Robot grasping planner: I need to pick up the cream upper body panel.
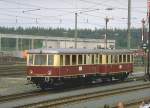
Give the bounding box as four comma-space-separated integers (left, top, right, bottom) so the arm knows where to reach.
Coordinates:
27, 48, 134, 66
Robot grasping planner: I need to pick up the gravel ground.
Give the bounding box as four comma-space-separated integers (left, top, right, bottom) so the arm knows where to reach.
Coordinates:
0, 80, 149, 108
0, 72, 147, 108
61, 88, 150, 108
0, 77, 39, 96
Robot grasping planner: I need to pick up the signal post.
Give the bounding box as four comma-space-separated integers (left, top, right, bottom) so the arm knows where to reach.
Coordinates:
147, 0, 150, 80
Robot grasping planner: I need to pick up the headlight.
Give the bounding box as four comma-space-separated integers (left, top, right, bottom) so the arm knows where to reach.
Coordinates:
30, 70, 33, 74
48, 70, 51, 75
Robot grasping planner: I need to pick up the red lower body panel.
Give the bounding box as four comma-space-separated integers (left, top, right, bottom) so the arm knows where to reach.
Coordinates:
27, 63, 133, 77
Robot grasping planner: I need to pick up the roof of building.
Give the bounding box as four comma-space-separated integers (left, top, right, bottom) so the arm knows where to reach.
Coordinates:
0, 33, 115, 42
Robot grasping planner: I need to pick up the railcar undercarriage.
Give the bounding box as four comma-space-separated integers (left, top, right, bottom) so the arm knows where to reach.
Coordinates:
27, 72, 130, 90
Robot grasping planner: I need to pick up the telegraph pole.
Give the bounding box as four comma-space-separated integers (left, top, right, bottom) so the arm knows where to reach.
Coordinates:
127, 0, 131, 49
141, 18, 147, 80
74, 13, 78, 48
105, 17, 109, 49
0, 35, 1, 51
73, 9, 101, 48
141, 19, 145, 43
147, 0, 150, 80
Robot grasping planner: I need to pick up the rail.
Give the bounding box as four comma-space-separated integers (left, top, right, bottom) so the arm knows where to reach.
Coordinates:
17, 82, 150, 108
0, 77, 143, 104
0, 65, 26, 77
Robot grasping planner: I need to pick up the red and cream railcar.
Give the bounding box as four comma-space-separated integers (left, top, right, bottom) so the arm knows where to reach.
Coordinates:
26, 48, 134, 89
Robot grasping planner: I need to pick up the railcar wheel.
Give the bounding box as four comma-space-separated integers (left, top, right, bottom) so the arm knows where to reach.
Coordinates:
118, 72, 129, 81
39, 82, 49, 90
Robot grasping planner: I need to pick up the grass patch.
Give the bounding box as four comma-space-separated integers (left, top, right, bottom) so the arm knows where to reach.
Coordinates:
133, 66, 145, 72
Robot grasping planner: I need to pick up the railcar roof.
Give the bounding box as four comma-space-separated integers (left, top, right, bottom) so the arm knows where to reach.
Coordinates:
28, 48, 133, 54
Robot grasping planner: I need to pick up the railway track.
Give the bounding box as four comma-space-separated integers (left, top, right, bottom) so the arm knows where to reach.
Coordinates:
0, 77, 142, 103
17, 82, 150, 108
0, 82, 115, 103
0, 65, 26, 77
0, 90, 43, 103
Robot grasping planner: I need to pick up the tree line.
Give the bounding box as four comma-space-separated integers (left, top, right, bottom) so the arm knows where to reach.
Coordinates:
0, 26, 142, 49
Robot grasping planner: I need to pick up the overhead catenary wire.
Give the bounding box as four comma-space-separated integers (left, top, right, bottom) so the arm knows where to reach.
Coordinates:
0, 0, 147, 29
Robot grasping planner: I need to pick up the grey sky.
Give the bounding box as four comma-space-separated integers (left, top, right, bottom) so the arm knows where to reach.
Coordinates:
0, 0, 147, 29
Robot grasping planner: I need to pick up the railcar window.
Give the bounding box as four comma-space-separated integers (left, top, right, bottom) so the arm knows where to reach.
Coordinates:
95, 54, 98, 64
60, 55, 63, 66
29, 54, 33, 65
115, 55, 118, 63
106, 55, 108, 64
48, 55, 54, 65
127, 55, 130, 62
92, 55, 94, 64
34, 54, 47, 65
99, 55, 102, 64
72, 55, 76, 65
123, 55, 126, 62
111, 55, 113, 63
78, 55, 82, 64
119, 55, 122, 62
84, 55, 86, 64
65, 55, 70, 65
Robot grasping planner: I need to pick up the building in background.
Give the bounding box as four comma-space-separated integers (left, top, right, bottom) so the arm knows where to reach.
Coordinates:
43, 37, 115, 49
0, 33, 116, 50
0, 34, 115, 58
